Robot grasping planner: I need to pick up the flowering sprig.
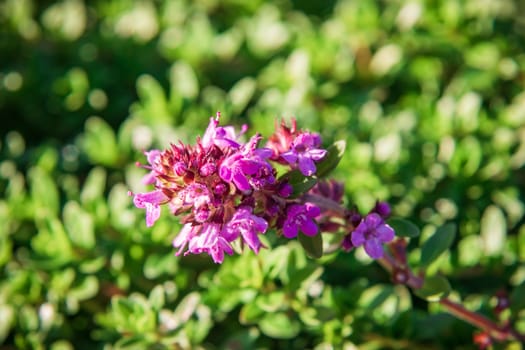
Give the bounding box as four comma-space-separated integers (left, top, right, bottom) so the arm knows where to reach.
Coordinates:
131, 113, 395, 263
131, 113, 525, 348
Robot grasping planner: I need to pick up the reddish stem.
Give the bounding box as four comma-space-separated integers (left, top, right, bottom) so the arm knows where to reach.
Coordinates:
301, 193, 347, 216
314, 197, 525, 344
439, 298, 525, 342
379, 240, 525, 344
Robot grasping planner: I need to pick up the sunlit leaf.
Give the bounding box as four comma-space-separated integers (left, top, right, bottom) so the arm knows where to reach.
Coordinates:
480, 205, 506, 257
148, 285, 165, 311
510, 281, 525, 313
298, 232, 323, 259
420, 223, 456, 268
80, 117, 119, 166
239, 302, 265, 324
63, 201, 95, 249
315, 140, 346, 178
414, 275, 451, 302
388, 217, 420, 238
259, 312, 300, 339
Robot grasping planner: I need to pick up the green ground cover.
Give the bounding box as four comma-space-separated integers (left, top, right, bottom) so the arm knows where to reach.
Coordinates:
1, 0, 524, 348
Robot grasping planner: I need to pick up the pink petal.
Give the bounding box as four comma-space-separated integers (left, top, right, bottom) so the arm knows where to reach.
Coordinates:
306, 148, 327, 161
145, 203, 161, 227
300, 219, 318, 236
364, 239, 384, 259
241, 229, 262, 254
281, 152, 298, 164
351, 229, 366, 247
306, 204, 321, 218
376, 224, 395, 242
239, 159, 261, 175
233, 171, 251, 191
298, 156, 316, 176
283, 222, 298, 239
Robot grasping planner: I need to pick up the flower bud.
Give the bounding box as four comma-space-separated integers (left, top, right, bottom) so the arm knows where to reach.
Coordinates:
173, 161, 188, 176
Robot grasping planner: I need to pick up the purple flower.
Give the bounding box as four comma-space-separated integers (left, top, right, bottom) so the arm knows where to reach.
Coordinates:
173, 223, 198, 255
351, 213, 395, 259
201, 113, 243, 150
341, 234, 354, 251
173, 223, 233, 264
282, 203, 321, 238
309, 179, 345, 204
133, 112, 337, 263
141, 149, 162, 185
188, 224, 233, 264
222, 207, 268, 254
372, 201, 391, 219
281, 133, 327, 176
178, 183, 211, 208
133, 190, 168, 227
219, 135, 274, 191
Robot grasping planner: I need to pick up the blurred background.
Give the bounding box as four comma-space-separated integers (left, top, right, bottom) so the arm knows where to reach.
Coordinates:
1, 0, 525, 349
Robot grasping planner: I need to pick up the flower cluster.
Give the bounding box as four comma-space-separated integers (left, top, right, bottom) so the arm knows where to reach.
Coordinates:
132, 114, 331, 263
340, 201, 395, 259
132, 113, 395, 262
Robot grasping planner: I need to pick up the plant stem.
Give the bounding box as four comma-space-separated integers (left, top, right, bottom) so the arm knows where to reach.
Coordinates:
439, 298, 525, 342
311, 194, 525, 344
301, 193, 347, 216
379, 240, 525, 343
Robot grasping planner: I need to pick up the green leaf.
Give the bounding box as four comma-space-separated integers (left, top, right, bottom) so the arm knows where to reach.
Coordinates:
136, 74, 172, 125
80, 167, 107, 206
259, 312, 300, 339
63, 201, 95, 249
81, 116, 119, 166
510, 281, 525, 313
255, 292, 286, 312
357, 284, 412, 324
420, 223, 456, 268
480, 205, 506, 257
388, 217, 420, 238
19, 306, 39, 332
280, 170, 318, 198
228, 77, 256, 114
50, 341, 74, 350
32, 216, 73, 266
315, 140, 346, 178
144, 253, 178, 279
0, 305, 14, 343
79, 256, 106, 274
170, 61, 199, 100
69, 276, 99, 301
298, 233, 323, 259
449, 136, 482, 177
114, 335, 149, 350
0, 237, 12, 268
28, 167, 59, 216
239, 302, 265, 324
414, 275, 451, 302
34, 146, 58, 172
148, 285, 165, 311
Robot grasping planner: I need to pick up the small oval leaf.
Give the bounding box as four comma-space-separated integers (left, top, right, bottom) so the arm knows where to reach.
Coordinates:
259, 312, 300, 339
298, 233, 323, 259
510, 281, 525, 313
480, 205, 506, 257
414, 275, 451, 302
388, 218, 420, 238
420, 223, 457, 268
315, 140, 346, 178
239, 302, 265, 325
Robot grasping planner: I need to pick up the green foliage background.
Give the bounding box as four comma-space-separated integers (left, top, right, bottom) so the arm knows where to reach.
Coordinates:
1, 0, 525, 349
